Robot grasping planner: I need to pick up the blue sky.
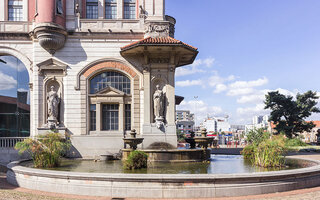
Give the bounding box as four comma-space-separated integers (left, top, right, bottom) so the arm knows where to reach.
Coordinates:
0, 56, 30, 103
166, 0, 320, 125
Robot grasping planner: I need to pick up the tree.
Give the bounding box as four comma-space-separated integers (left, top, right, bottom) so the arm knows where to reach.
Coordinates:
265, 90, 320, 138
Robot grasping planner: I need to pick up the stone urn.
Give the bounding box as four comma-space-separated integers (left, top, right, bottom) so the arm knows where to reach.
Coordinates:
194, 128, 213, 150
123, 129, 144, 150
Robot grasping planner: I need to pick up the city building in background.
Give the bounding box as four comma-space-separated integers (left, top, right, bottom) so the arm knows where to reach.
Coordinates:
202, 116, 231, 135
245, 115, 270, 133
176, 110, 194, 135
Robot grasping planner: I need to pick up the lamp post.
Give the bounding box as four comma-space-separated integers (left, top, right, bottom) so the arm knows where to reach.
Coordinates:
193, 96, 198, 132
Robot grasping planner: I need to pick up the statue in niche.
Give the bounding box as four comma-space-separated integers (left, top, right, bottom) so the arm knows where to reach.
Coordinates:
153, 84, 164, 129
47, 86, 60, 128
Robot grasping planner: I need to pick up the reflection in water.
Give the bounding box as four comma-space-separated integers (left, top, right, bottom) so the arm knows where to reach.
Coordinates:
22, 155, 316, 174
0, 55, 30, 137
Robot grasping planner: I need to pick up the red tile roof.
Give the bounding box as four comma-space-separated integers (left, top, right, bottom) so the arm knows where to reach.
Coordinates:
270, 121, 320, 129
121, 36, 198, 51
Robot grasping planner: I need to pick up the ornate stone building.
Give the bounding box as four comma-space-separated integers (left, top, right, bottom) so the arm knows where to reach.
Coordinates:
0, 0, 198, 158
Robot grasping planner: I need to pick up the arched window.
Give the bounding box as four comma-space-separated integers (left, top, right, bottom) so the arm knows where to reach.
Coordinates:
90, 71, 131, 94
0, 55, 30, 137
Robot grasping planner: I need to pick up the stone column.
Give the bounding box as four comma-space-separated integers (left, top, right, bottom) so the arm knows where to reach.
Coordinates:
143, 69, 151, 124
117, 0, 123, 19
96, 103, 101, 131
0, 0, 4, 21
166, 66, 175, 125
23, 0, 28, 21
119, 102, 124, 132
98, 0, 104, 19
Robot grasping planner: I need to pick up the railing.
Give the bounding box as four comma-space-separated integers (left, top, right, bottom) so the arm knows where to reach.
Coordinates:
0, 137, 28, 148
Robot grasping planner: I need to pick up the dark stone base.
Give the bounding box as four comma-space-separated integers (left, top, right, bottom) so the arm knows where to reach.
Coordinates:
122, 148, 210, 162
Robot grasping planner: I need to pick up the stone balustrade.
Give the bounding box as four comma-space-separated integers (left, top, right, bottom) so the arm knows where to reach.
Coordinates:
0, 21, 32, 33
0, 137, 27, 148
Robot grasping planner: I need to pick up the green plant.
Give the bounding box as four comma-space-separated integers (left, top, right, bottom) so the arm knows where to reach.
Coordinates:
124, 150, 148, 170
15, 132, 71, 168
246, 128, 270, 144
242, 130, 287, 168
285, 137, 308, 147
176, 129, 185, 142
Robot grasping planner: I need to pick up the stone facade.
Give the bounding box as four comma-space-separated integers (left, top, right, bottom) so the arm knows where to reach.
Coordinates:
0, 0, 198, 158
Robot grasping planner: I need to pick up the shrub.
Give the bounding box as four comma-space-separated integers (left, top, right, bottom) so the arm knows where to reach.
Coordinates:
285, 138, 308, 147
241, 130, 287, 168
15, 132, 71, 168
246, 128, 271, 145
124, 150, 148, 170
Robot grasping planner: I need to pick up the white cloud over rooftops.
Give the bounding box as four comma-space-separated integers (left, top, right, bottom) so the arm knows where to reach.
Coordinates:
0, 71, 17, 90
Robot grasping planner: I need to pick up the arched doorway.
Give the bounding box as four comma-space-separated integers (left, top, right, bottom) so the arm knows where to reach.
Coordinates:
0, 55, 30, 137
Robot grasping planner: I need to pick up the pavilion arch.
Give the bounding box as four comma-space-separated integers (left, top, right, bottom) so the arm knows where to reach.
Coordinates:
75, 58, 140, 90
76, 59, 142, 135
0, 46, 33, 137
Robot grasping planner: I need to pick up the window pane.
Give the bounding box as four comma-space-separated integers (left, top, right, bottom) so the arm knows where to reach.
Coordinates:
90, 71, 131, 94
105, 0, 117, 19
124, 0, 135, 19
90, 104, 96, 131
125, 104, 131, 131
0, 56, 29, 137
86, 0, 98, 19
102, 104, 119, 131
8, 0, 23, 21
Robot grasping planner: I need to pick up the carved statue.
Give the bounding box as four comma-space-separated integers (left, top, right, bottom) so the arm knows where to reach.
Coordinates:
153, 85, 164, 119
47, 86, 60, 122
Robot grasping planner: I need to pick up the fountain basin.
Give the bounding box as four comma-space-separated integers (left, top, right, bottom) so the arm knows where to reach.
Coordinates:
6, 157, 320, 198
122, 149, 210, 162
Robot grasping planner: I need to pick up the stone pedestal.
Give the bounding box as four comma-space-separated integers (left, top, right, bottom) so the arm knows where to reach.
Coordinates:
37, 127, 67, 136
142, 124, 177, 149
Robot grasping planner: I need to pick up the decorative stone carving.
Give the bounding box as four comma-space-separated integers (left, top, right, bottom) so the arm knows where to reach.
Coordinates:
32, 23, 67, 55
139, 5, 147, 19
47, 86, 60, 129
145, 23, 169, 38
37, 58, 67, 76
149, 58, 170, 64
153, 85, 164, 129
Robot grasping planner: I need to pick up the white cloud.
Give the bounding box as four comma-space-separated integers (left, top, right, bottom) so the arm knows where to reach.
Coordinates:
175, 57, 215, 77
176, 79, 203, 87
229, 77, 268, 89
175, 66, 205, 77
0, 71, 17, 90
208, 72, 236, 87
237, 93, 265, 104
214, 84, 227, 93
1, 56, 26, 72
202, 58, 215, 67
178, 100, 226, 125
227, 88, 255, 96
237, 103, 269, 117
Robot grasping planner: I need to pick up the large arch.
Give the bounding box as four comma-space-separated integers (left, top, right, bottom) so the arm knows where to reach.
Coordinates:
76, 59, 141, 135
75, 58, 138, 90
0, 48, 32, 137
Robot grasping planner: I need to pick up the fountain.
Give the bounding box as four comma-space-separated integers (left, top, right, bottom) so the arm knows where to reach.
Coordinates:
194, 128, 214, 149
122, 128, 215, 162
123, 129, 144, 150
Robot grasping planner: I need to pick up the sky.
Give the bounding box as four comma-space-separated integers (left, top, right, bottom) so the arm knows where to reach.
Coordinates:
0, 56, 30, 104
166, 0, 320, 125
